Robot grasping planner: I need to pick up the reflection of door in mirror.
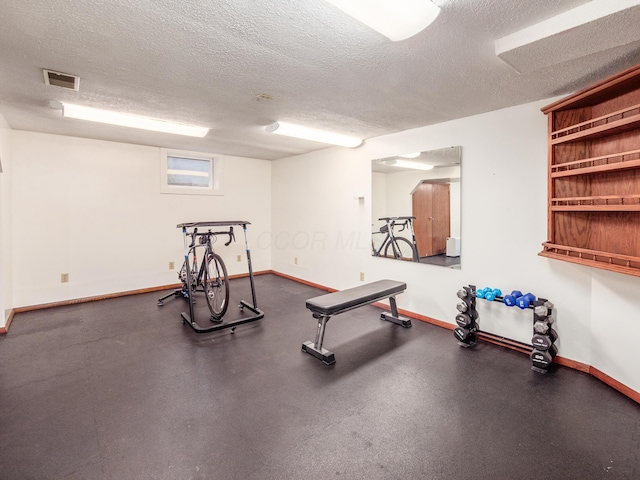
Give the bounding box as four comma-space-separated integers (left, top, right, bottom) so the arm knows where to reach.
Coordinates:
412, 181, 450, 257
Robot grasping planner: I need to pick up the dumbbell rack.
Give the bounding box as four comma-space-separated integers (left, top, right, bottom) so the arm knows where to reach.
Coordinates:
454, 284, 557, 373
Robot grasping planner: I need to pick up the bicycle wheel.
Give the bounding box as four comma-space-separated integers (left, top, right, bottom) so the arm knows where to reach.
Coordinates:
384, 237, 417, 261
203, 253, 229, 320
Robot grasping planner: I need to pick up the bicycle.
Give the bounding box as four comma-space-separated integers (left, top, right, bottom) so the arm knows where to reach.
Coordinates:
372, 216, 419, 262
158, 226, 233, 321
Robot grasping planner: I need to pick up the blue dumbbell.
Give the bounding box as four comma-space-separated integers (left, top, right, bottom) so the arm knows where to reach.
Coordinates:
482, 287, 494, 300
485, 288, 502, 301
503, 290, 523, 307
516, 292, 536, 309
475, 288, 487, 299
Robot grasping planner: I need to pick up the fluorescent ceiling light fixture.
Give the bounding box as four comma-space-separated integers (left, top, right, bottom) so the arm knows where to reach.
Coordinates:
389, 159, 434, 170
265, 121, 362, 148
399, 152, 421, 158
61, 103, 209, 138
324, 0, 440, 41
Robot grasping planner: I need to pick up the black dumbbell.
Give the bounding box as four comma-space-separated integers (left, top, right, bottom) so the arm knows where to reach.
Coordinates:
454, 326, 475, 343
530, 345, 557, 369
456, 313, 473, 328
531, 328, 558, 351
454, 326, 470, 342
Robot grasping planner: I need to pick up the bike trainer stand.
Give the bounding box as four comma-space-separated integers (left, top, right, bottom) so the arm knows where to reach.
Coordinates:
169, 221, 264, 334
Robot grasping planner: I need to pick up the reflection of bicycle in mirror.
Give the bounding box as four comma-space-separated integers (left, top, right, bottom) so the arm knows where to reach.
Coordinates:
372, 216, 419, 262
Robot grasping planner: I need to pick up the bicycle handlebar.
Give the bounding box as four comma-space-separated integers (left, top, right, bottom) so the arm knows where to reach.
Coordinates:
224, 227, 235, 246
187, 227, 235, 248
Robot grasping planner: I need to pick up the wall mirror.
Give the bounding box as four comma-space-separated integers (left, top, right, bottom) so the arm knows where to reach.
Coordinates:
371, 146, 461, 268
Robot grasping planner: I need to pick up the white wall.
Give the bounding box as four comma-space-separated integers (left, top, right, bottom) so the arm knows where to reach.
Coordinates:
590, 270, 640, 390
272, 99, 639, 394
0, 113, 11, 328
10, 131, 271, 307
371, 172, 387, 228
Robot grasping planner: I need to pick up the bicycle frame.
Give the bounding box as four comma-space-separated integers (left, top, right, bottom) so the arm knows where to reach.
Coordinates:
371, 227, 393, 257
371, 216, 419, 261
183, 229, 231, 293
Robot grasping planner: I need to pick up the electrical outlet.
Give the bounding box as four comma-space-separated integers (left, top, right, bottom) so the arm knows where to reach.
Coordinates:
169, 261, 175, 270
294, 257, 298, 265
61, 273, 69, 283
237, 255, 241, 262
360, 272, 364, 281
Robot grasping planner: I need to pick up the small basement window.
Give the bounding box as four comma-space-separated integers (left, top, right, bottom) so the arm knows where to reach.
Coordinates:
160, 149, 223, 195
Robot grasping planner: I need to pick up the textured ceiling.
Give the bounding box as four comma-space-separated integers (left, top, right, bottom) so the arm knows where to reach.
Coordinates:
1, 0, 640, 160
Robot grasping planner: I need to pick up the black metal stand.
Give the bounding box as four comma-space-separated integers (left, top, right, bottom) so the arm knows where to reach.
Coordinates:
156, 284, 188, 305
454, 284, 556, 372
380, 296, 412, 327
176, 221, 264, 333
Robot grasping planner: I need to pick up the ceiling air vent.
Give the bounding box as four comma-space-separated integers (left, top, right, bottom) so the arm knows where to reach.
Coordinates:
43, 69, 80, 91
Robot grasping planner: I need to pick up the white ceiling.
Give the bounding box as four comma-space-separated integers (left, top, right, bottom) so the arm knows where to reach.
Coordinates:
372, 146, 461, 173
1, 0, 640, 160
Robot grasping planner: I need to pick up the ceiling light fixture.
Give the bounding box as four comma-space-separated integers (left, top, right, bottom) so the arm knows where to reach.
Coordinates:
399, 152, 421, 158
390, 159, 434, 170
265, 121, 362, 148
61, 103, 209, 138
324, 0, 441, 41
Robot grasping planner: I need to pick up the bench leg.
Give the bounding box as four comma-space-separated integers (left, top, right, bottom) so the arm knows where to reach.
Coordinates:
380, 296, 412, 328
301, 314, 336, 365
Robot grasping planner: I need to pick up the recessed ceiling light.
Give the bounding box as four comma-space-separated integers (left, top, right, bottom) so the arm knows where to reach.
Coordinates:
61, 103, 209, 138
265, 121, 362, 148
324, 0, 441, 41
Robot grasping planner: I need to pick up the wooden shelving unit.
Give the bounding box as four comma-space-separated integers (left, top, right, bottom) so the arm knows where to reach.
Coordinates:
540, 63, 640, 277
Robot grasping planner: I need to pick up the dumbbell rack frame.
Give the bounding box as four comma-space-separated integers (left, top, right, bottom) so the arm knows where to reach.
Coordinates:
455, 284, 557, 373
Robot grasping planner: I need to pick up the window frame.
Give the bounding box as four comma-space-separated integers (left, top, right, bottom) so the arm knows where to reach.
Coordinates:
160, 148, 224, 196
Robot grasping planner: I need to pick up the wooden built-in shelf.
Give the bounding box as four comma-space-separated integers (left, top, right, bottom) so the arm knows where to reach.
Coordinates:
541, 243, 640, 277
540, 63, 640, 276
551, 194, 640, 211
551, 149, 640, 177
550, 103, 640, 144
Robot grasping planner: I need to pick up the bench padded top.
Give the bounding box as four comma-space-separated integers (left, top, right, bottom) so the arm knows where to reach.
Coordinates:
306, 279, 406, 316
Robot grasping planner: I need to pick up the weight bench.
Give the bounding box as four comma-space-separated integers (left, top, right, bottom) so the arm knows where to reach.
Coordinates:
301, 279, 411, 365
